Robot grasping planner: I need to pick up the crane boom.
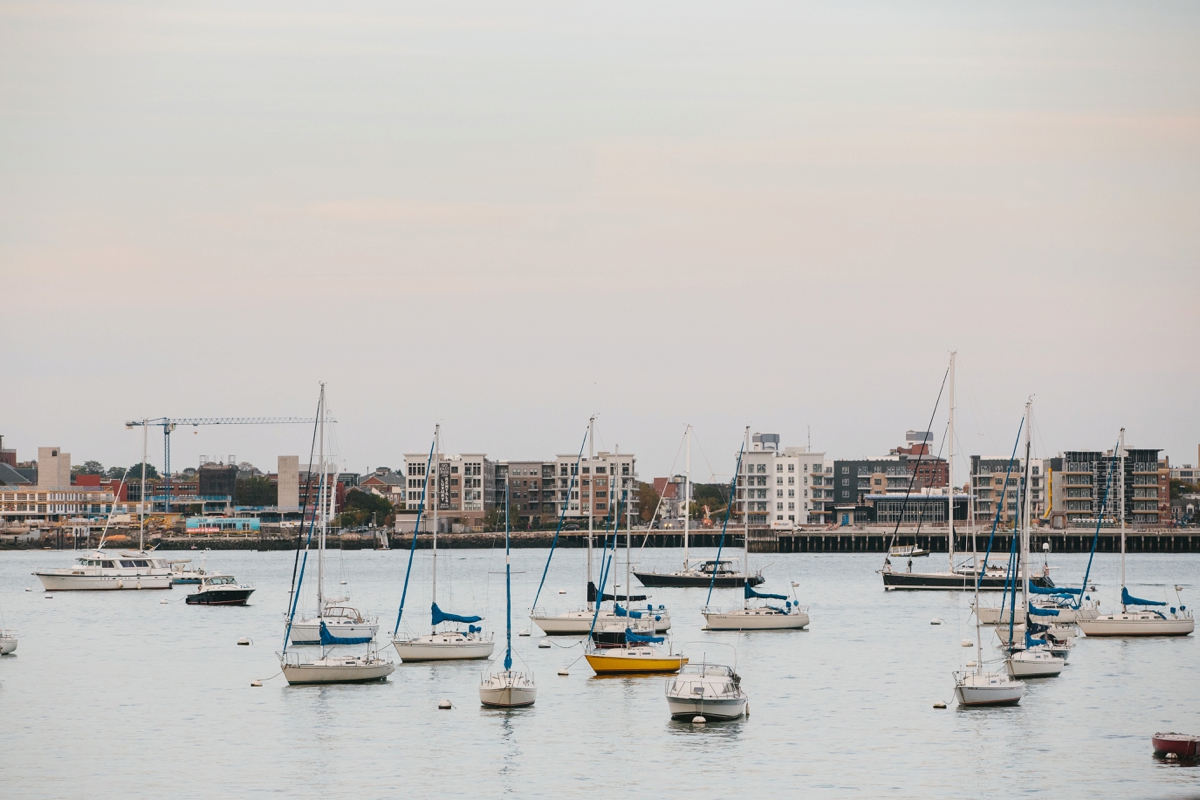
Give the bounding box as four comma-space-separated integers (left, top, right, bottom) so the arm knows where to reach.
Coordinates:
124, 416, 327, 512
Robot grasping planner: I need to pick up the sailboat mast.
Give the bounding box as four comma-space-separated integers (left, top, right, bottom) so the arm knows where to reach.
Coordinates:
1020, 400, 1032, 623
743, 426, 750, 610
317, 385, 326, 613
947, 352, 956, 573
432, 423, 440, 624
684, 424, 691, 570
505, 483, 512, 669
586, 416, 594, 612
1119, 427, 1126, 602
139, 418, 147, 552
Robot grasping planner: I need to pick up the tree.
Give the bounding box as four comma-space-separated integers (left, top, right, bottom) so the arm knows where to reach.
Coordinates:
636, 481, 660, 523
1172, 479, 1200, 500
128, 462, 159, 480
236, 475, 278, 506
71, 460, 105, 476
337, 488, 394, 528
106, 466, 127, 479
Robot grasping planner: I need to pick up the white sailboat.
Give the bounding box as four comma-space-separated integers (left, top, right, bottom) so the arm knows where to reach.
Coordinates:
288, 397, 378, 646
1077, 429, 1194, 638
1004, 401, 1065, 679
531, 417, 670, 635
393, 424, 495, 662
281, 386, 394, 685
480, 485, 536, 708
703, 428, 809, 631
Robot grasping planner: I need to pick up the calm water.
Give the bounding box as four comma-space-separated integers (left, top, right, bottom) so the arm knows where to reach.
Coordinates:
1, 546, 1198, 799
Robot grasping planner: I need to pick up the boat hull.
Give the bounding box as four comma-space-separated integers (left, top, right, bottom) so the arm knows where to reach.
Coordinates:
479, 674, 537, 708
633, 571, 763, 588
702, 608, 809, 631
1153, 733, 1200, 758
393, 635, 495, 662
281, 658, 395, 685
1077, 614, 1195, 637
1006, 650, 1065, 678
0, 636, 16, 655
186, 588, 255, 606
290, 619, 379, 645
883, 571, 1052, 592
974, 604, 1096, 625
585, 649, 687, 675
667, 695, 746, 721
532, 609, 671, 636
34, 572, 173, 591
954, 672, 1025, 707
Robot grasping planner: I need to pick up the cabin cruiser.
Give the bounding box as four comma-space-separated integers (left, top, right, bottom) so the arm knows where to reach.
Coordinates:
186, 574, 255, 606
34, 550, 174, 591
665, 662, 748, 720
634, 559, 764, 588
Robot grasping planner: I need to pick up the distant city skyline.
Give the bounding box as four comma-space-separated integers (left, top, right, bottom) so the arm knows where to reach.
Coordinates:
2, 2, 1197, 481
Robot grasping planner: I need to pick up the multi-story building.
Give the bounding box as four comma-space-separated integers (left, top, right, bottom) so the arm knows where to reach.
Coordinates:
1, 446, 133, 523
735, 433, 828, 528
969, 456, 1046, 527
497, 461, 555, 527
553, 451, 637, 524
1172, 464, 1200, 486
0, 434, 16, 468
1047, 447, 1169, 527
402, 451, 494, 531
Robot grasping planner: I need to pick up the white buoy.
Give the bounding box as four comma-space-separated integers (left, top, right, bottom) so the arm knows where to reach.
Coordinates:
438, 700, 452, 710
160, 599, 168, 604
933, 702, 947, 709
44, 595, 53, 600
538, 641, 551, 649
340, 580, 347, 585
558, 589, 567, 594
961, 640, 974, 647
557, 669, 569, 676
250, 680, 262, 687
931, 618, 943, 625
518, 630, 531, 637
25, 587, 32, 592
692, 716, 706, 724
966, 660, 977, 668
237, 638, 251, 646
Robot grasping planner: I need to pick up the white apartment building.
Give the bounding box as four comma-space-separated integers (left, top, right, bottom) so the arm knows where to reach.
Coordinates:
736, 433, 828, 528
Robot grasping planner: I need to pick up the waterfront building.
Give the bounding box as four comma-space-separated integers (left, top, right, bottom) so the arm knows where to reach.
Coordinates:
969, 456, 1046, 527
553, 451, 637, 523
1047, 447, 1169, 527
497, 461, 555, 527
401, 451, 495, 531
735, 433, 829, 528
1172, 464, 1200, 485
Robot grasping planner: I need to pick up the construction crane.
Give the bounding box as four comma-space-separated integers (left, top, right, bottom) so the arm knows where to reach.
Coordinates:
124, 417, 324, 512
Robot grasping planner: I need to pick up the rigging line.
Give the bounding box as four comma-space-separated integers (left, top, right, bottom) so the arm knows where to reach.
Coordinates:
690, 428, 721, 483
95, 465, 132, 551
705, 441, 746, 608
393, 435, 436, 637
282, 389, 328, 655
285, 392, 322, 621
974, 417, 1025, 593
586, 500, 620, 638
530, 424, 589, 611
910, 419, 950, 547
884, 360, 951, 564
636, 426, 687, 554
1078, 435, 1121, 610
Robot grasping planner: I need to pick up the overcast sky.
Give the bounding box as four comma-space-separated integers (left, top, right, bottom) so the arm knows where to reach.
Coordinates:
2, 1, 1197, 483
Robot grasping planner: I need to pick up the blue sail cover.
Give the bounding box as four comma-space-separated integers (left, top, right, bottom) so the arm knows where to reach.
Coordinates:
319, 621, 372, 646
1028, 605, 1060, 617
613, 603, 643, 619
745, 584, 788, 601
431, 602, 482, 626
1029, 582, 1082, 596
624, 627, 664, 644
1122, 587, 1166, 607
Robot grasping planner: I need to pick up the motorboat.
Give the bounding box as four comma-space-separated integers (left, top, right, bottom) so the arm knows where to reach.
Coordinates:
634, 559, 764, 589
34, 550, 174, 591
954, 669, 1025, 707
168, 560, 207, 584
883, 561, 1051, 592
0, 630, 16, 655
290, 605, 378, 645
1153, 732, 1200, 758
665, 662, 747, 721
479, 486, 537, 709
185, 574, 255, 606
1007, 646, 1065, 678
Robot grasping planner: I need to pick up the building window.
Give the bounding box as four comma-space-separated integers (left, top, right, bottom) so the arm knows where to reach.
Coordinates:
841, 478, 849, 486
776, 503, 783, 510
788, 502, 794, 510
788, 464, 795, 471
776, 464, 783, 472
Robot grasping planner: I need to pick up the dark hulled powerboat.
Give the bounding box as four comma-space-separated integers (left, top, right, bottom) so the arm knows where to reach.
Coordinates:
186, 574, 255, 606
634, 559, 764, 588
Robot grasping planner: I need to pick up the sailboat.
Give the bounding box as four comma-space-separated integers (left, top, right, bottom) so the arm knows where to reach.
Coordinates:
393, 425, 495, 662
280, 385, 394, 685
1004, 402, 1065, 679
1077, 428, 1194, 638
288, 399, 378, 646
703, 428, 809, 631
480, 485, 536, 708
634, 425, 764, 589
531, 418, 670, 635
584, 495, 687, 676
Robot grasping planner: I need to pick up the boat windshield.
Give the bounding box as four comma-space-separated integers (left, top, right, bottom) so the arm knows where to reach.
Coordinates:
680, 663, 734, 677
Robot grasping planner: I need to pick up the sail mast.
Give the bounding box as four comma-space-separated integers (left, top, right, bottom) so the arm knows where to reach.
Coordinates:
139, 418, 147, 552
432, 423, 440, 630
743, 426, 750, 611
587, 416, 594, 612
1119, 427, 1126, 605
947, 352, 956, 573
684, 424, 691, 570
317, 384, 326, 613
504, 483, 512, 671
1020, 400, 1032, 630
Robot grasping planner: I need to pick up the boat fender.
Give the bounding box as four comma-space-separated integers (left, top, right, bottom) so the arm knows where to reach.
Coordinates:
744, 702, 749, 718
692, 716, 706, 724
438, 700, 452, 710
117, 581, 123, 589
1166, 753, 1179, 760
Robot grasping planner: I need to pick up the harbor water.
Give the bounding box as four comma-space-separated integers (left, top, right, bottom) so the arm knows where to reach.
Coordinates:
1, 548, 1197, 798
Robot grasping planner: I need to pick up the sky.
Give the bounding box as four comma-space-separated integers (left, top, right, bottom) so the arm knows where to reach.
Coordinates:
2, 1, 1198, 483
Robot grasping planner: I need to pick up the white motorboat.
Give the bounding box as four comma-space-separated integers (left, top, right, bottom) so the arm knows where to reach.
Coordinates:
0, 630, 16, 655
290, 606, 379, 645
281, 651, 395, 685
665, 662, 747, 720
1007, 646, 1065, 678
34, 550, 174, 591
954, 669, 1025, 707
279, 385, 395, 686
480, 486, 537, 708
392, 424, 495, 663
